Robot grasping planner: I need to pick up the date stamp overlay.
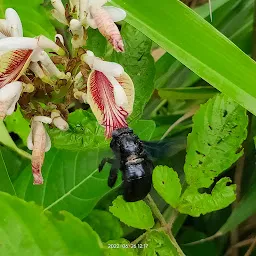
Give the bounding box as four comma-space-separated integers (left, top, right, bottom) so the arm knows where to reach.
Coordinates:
108, 243, 149, 249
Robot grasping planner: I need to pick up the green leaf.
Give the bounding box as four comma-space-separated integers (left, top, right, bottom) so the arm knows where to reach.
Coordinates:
154, 0, 252, 91
152, 166, 181, 207
185, 94, 248, 189
14, 147, 115, 219
48, 110, 108, 151
87, 28, 107, 57
139, 230, 179, 256
0, 192, 102, 255
109, 196, 154, 229
0, 0, 56, 39
48, 110, 156, 150
103, 239, 137, 256
4, 105, 30, 145
0, 120, 31, 160
85, 210, 123, 242
130, 120, 156, 141
158, 87, 218, 100
0, 147, 16, 195
112, 0, 256, 116
111, 23, 155, 120
178, 177, 236, 217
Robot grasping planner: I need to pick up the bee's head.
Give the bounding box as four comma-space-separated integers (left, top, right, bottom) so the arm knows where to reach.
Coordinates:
112, 127, 133, 138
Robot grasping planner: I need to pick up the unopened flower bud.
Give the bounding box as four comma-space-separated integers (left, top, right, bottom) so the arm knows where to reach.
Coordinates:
70, 19, 85, 48
27, 116, 52, 185
51, 109, 69, 131
74, 89, 87, 103
51, 0, 68, 25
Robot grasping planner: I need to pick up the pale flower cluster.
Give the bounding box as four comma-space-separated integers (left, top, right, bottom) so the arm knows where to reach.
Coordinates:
0, 0, 134, 184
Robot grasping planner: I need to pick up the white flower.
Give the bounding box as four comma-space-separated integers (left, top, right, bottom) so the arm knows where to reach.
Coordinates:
27, 116, 52, 185
52, 0, 126, 52
81, 50, 134, 138
0, 8, 67, 92
0, 81, 22, 119
82, 50, 127, 106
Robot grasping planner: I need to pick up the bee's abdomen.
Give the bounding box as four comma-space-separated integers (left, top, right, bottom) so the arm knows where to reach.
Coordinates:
122, 160, 154, 202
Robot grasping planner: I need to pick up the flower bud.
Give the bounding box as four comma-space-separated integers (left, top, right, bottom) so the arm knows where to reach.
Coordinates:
51, 109, 69, 131
27, 116, 52, 185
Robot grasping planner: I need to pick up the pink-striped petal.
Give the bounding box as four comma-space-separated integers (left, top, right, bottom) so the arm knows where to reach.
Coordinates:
90, 7, 124, 52
115, 72, 135, 114
0, 49, 33, 88
87, 70, 131, 138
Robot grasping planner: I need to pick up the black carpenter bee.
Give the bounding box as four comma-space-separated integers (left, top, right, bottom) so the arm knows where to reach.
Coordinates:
98, 127, 154, 202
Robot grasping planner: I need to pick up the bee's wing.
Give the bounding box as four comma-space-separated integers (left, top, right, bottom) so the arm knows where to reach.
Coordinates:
142, 136, 187, 161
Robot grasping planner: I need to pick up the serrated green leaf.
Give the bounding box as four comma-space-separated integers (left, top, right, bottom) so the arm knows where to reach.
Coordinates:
185, 94, 248, 189
109, 196, 154, 229
103, 239, 137, 256
152, 166, 181, 207
0, 0, 55, 39
14, 147, 115, 219
4, 105, 30, 145
85, 210, 123, 242
178, 177, 236, 217
0, 192, 102, 256
139, 230, 179, 256
111, 23, 155, 120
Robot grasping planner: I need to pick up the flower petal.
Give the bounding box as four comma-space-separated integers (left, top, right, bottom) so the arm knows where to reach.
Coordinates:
5, 8, 23, 37
0, 19, 10, 37
0, 37, 38, 51
82, 51, 124, 76
0, 49, 33, 88
87, 70, 129, 137
90, 7, 124, 52
115, 72, 135, 114
103, 6, 126, 22
0, 81, 22, 119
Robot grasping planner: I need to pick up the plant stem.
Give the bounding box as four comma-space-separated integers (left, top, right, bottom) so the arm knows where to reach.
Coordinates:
168, 209, 178, 229
131, 231, 150, 245
145, 195, 166, 226
167, 229, 185, 256
145, 195, 185, 256
245, 236, 256, 256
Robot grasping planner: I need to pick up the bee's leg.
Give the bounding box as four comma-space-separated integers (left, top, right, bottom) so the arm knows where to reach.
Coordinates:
98, 158, 114, 172
108, 161, 120, 188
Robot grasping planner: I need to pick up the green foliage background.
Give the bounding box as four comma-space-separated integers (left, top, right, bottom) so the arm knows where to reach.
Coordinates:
0, 0, 256, 255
